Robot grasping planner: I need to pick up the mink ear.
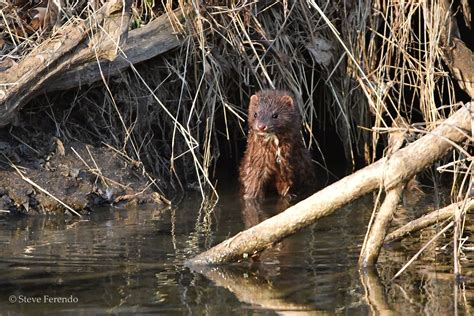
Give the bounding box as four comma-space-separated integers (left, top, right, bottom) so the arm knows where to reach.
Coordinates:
280, 95, 294, 107
249, 94, 258, 113
249, 95, 259, 110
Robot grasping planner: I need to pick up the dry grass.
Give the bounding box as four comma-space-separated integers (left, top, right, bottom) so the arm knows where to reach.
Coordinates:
1, 0, 470, 195
1, 0, 470, 194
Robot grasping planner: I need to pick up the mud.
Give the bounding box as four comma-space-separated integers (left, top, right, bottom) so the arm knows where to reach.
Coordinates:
0, 133, 168, 216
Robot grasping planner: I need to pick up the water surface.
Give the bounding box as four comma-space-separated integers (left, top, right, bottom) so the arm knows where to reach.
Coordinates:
0, 189, 472, 315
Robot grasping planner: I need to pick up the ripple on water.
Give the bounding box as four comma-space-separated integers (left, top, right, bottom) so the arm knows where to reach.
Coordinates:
0, 192, 472, 314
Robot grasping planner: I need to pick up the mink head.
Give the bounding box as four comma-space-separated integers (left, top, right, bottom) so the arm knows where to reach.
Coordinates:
247, 90, 301, 136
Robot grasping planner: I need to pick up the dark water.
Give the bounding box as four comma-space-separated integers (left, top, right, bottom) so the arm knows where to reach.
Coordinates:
0, 189, 472, 315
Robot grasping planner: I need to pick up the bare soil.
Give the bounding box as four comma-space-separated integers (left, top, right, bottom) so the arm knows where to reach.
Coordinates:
0, 130, 167, 216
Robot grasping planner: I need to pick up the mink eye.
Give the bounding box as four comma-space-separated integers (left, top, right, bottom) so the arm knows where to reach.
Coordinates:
272, 113, 278, 119
254, 112, 257, 118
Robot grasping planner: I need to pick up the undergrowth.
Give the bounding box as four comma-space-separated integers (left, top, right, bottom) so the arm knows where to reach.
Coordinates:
0, 0, 471, 201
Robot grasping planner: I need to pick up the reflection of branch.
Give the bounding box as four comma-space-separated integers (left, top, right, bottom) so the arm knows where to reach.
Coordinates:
392, 221, 454, 280
360, 268, 393, 314
190, 265, 320, 314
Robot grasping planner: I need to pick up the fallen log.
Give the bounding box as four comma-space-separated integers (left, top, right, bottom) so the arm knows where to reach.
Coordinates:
384, 199, 474, 244
185, 103, 472, 266
0, 0, 132, 126
0, 2, 184, 127
357, 119, 413, 267
0, 19, 88, 125
43, 9, 185, 93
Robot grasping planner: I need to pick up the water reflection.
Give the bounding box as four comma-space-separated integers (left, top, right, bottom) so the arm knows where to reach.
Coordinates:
0, 191, 471, 314
360, 268, 395, 315
190, 265, 326, 314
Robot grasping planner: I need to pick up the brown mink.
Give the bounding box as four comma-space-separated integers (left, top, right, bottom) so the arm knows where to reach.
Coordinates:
239, 90, 315, 199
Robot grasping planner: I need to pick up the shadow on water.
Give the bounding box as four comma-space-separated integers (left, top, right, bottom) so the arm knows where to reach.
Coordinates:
0, 189, 473, 314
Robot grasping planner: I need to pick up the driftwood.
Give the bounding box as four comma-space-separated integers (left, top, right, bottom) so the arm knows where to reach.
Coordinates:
384, 199, 474, 244
0, 0, 131, 126
355, 0, 474, 269
0, 1, 184, 127
186, 103, 472, 266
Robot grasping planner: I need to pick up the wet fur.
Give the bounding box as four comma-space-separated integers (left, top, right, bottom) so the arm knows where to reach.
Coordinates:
239, 90, 315, 199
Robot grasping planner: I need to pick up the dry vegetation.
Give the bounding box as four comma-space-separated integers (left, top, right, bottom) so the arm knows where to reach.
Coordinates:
1, 0, 471, 191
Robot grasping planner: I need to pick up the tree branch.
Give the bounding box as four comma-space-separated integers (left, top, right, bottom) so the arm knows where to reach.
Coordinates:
384, 199, 473, 244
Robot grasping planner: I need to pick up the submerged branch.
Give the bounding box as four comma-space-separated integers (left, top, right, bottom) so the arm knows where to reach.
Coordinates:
384, 199, 474, 244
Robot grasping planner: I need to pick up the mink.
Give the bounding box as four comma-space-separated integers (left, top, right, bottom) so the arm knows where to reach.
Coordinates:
239, 90, 315, 199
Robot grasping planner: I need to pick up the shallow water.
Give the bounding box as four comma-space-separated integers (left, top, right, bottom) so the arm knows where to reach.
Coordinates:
0, 189, 472, 315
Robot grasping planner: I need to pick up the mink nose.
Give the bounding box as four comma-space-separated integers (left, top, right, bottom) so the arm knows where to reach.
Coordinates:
257, 123, 267, 131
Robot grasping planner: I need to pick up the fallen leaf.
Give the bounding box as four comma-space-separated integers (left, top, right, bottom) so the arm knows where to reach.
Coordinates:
29, 7, 47, 31
306, 34, 334, 67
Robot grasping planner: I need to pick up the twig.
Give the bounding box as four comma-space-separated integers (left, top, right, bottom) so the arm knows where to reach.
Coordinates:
391, 221, 453, 280
384, 200, 473, 243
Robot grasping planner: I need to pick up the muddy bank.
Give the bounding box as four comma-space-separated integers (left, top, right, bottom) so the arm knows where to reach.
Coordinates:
0, 134, 168, 216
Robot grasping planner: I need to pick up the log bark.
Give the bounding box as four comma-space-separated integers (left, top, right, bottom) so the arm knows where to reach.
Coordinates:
0, 19, 88, 125
43, 10, 184, 93
438, 0, 474, 99
359, 183, 405, 268
384, 199, 474, 244
186, 103, 472, 266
